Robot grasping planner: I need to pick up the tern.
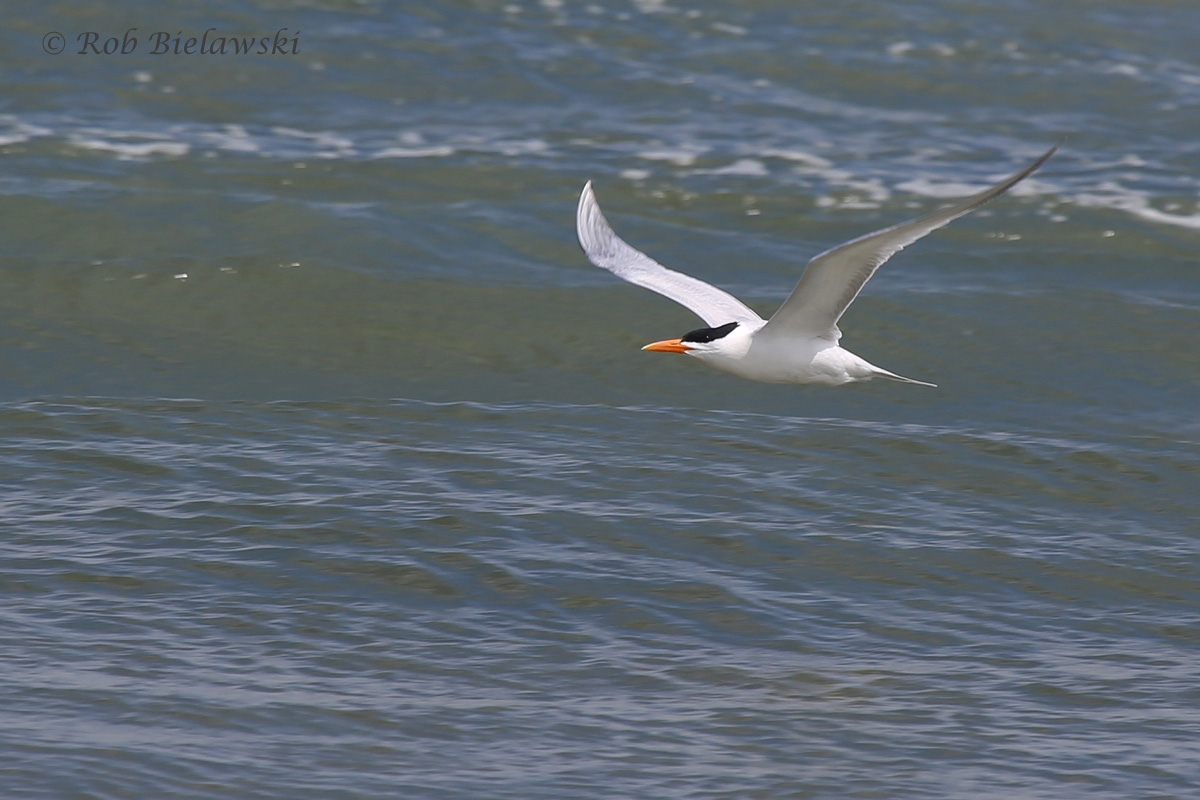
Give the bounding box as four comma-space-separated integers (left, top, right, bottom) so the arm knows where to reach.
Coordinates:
576, 144, 1057, 387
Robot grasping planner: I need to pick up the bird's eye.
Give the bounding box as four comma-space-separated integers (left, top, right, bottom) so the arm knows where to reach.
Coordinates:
680, 321, 739, 343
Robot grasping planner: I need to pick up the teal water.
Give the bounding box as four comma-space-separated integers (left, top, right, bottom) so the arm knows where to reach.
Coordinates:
2, 1, 1198, 798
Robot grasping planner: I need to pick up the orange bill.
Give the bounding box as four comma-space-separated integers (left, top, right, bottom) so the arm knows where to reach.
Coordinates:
641, 338, 692, 354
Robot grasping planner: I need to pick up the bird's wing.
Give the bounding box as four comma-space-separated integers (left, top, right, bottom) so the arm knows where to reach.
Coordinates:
762, 143, 1059, 341
576, 181, 764, 327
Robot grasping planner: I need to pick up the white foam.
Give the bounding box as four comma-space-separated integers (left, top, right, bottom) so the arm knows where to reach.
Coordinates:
270, 126, 356, 157
374, 145, 455, 158
631, 0, 671, 13
711, 22, 747, 36
703, 158, 768, 177
845, 177, 890, 203
759, 148, 833, 170
1002, 41, 1027, 60
636, 146, 707, 166
70, 134, 189, 159
901, 168, 1200, 232
1106, 63, 1142, 77
813, 175, 890, 210
1073, 181, 1200, 231
375, 130, 457, 157
198, 124, 259, 154
0, 119, 52, 147
491, 138, 550, 156
1114, 153, 1147, 168
895, 177, 993, 198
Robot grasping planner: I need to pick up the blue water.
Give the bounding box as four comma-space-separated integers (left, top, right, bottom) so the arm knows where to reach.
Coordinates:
2, 1, 1198, 798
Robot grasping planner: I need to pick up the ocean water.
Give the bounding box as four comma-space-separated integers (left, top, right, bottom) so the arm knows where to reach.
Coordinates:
2, 1, 1198, 798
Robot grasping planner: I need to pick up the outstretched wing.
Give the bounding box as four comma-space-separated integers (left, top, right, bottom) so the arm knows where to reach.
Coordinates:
762, 143, 1059, 341
576, 182, 764, 327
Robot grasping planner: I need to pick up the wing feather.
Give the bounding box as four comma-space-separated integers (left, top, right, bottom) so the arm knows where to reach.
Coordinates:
763, 143, 1059, 340
576, 182, 763, 327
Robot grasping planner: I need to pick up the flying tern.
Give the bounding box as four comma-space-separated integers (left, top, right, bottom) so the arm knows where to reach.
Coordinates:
575, 144, 1057, 387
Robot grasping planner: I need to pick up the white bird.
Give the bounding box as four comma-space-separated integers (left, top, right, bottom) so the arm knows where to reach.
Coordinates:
576, 144, 1057, 387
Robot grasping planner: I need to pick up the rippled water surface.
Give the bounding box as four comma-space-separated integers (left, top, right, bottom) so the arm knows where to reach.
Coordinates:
2, 1, 1198, 798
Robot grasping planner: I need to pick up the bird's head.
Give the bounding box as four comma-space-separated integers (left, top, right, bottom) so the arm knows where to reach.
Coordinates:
641, 321, 747, 361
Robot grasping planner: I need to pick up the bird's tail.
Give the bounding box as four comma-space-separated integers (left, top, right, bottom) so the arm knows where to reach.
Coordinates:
873, 368, 937, 388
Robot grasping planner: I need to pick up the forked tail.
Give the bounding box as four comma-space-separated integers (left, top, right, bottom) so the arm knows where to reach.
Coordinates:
874, 368, 937, 388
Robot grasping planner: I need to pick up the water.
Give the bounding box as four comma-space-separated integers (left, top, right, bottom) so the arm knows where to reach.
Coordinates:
2, 1, 1198, 798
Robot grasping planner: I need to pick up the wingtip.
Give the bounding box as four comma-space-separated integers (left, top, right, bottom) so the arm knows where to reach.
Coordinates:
578, 180, 597, 217
576, 179, 604, 254
1028, 140, 1062, 173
